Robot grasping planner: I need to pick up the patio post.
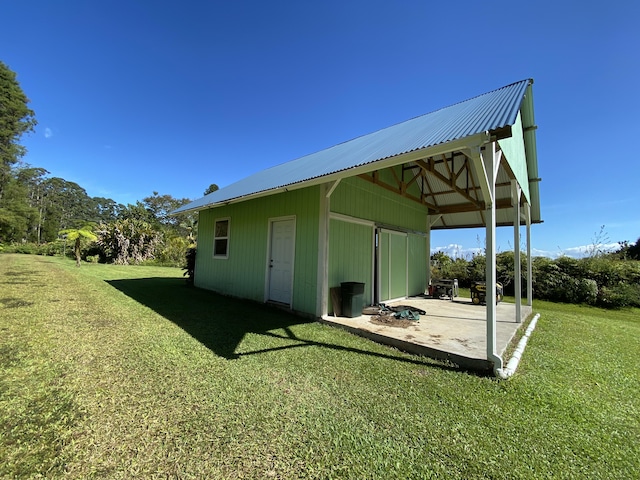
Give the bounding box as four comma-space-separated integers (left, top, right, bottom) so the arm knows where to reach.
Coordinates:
525, 202, 533, 306
426, 219, 431, 291
512, 180, 522, 323
482, 142, 503, 370
317, 179, 340, 317
425, 214, 441, 292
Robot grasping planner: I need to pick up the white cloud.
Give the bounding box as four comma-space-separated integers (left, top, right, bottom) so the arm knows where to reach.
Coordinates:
431, 243, 623, 260
531, 247, 562, 258
556, 242, 622, 259
432, 243, 482, 259
44, 127, 53, 138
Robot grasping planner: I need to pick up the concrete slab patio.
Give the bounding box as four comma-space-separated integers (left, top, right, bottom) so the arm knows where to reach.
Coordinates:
320, 296, 533, 371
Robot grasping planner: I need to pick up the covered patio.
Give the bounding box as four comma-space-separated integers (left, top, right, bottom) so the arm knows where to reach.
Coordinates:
321, 297, 533, 372
316, 79, 541, 376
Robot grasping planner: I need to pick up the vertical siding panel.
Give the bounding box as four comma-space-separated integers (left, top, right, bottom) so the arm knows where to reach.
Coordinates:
328, 219, 374, 312
389, 232, 408, 298
330, 173, 428, 304
332, 176, 428, 232
407, 233, 427, 295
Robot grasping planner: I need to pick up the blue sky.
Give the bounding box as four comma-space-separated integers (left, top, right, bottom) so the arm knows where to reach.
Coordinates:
2, 1, 639, 258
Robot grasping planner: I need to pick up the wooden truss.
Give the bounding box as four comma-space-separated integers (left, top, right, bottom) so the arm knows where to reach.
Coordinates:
357, 150, 516, 217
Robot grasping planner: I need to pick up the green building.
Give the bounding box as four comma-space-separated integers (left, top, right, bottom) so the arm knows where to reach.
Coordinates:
174, 79, 541, 353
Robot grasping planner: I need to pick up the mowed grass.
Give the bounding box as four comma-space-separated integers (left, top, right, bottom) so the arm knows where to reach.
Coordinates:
1, 254, 638, 479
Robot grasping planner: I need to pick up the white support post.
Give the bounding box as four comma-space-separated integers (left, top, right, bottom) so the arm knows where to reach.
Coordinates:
425, 222, 431, 291
425, 214, 441, 291
512, 180, 522, 323
525, 202, 533, 307
482, 142, 503, 371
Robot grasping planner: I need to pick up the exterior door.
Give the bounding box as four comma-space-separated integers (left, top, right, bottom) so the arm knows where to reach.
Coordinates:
377, 229, 408, 302
268, 218, 295, 304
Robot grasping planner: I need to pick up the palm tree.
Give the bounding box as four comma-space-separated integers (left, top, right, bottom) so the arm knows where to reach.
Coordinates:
59, 224, 97, 267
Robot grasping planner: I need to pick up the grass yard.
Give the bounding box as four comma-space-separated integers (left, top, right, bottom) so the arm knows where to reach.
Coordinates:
1, 254, 639, 479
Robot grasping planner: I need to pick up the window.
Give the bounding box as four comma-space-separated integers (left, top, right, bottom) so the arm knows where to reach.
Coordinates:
213, 218, 230, 258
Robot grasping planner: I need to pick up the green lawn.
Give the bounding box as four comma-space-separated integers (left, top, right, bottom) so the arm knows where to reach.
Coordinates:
1, 254, 638, 479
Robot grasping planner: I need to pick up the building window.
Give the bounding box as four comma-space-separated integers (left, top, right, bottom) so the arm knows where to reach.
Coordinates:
213, 218, 230, 258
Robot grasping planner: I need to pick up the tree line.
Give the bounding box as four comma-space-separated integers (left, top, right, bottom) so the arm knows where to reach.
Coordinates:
1, 168, 200, 266
0, 60, 213, 266
1, 165, 191, 244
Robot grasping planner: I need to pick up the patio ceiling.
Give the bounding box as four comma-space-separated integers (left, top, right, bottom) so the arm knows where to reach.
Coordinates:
357, 145, 539, 230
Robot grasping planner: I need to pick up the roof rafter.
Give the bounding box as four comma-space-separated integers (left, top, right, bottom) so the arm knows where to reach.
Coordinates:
414, 156, 483, 209
356, 170, 439, 211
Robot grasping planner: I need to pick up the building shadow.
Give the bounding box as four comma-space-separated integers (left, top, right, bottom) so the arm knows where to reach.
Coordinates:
106, 277, 475, 374
107, 277, 308, 360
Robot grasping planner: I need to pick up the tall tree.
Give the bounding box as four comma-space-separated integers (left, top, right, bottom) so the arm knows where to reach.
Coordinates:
89, 196, 121, 224
16, 166, 49, 242
142, 191, 191, 228
117, 201, 156, 224
204, 183, 219, 196
0, 174, 37, 243
0, 61, 37, 201
141, 191, 195, 239
628, 237, 640, 260
40, 177, 93, 241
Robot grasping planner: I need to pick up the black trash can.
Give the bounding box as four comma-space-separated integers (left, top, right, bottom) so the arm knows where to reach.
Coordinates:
341, 282, 365, 318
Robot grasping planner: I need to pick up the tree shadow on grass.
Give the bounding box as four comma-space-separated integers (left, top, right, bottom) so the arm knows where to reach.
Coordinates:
106, 277, 475, 373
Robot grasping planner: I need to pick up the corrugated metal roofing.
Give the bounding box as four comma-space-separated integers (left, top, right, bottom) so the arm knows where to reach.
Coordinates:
174, 79, 532, 214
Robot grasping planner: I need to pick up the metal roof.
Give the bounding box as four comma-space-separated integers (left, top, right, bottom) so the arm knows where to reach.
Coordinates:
174, 79, 534, 215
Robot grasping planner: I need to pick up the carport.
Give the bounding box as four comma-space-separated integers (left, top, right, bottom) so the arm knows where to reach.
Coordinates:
319, 79, 541, 376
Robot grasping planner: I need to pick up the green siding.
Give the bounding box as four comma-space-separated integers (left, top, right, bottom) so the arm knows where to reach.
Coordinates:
389, 232, 408, 299
407, 233, 427, 295
331, 175, 428, 305
331, 176, 428, 232
328, 219, 373, 313
196, 173, 428, 317
195, 186, 320, 315
379, 231, 390, 301
498, 111, 530, 201
379, 231, 427, 302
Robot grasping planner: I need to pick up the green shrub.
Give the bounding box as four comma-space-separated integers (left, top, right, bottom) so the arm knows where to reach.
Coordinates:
431, 251, 639, 309
7, 242, 38, 254
575, 278, 599, 305
157, 235, 190, 267
39, 240, 65, 256
598, 283, 640, 309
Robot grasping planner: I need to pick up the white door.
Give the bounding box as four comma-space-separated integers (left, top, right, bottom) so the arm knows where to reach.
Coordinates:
268, 219, 295, 304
